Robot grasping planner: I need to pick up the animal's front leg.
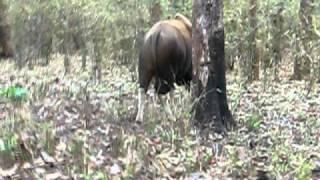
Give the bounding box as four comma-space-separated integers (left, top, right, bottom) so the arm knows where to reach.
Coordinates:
135, 88, 146, 122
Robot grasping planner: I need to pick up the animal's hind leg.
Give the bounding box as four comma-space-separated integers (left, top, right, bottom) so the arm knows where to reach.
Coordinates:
136, 88, 146, 122
135, 69, 152, 123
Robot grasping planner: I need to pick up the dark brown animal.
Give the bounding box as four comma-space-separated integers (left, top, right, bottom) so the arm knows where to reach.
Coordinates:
136, 13, 192, 122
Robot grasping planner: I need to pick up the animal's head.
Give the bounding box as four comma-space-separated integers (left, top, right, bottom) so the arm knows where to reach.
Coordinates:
144, 13, 192, 41
174, 13, 192, 33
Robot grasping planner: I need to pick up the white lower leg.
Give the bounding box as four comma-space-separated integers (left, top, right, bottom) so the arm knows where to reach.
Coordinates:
136, 88, 146, 122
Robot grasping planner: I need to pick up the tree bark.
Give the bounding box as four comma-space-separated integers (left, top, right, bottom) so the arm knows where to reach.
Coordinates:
299, 0, 313, 78
192, 0, 235, 134
149, 1, 163, 25
270, 4, 284, 81
191, 0, 203, 100
0, 0, 14, 58
248, 0, 259, 81
293, 0, 314, 80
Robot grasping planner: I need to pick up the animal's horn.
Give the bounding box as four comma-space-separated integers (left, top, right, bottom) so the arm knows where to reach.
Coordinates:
174, 13, 192, 30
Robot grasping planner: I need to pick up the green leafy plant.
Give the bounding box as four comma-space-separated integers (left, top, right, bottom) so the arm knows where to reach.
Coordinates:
0, 133, 18, 152
246, 114, 261, 131
297, 161, 313, 180
0, 86, 28, 102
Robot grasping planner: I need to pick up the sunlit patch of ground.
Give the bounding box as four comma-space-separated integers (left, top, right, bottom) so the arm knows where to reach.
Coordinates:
0, 55, 319, 179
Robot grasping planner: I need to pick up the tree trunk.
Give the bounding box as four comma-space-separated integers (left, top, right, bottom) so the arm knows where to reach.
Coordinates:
248, 0, 259, 81
300, 0, 313, 78
192, 0, 235, 134
93, 32, 102, 83
0, 0, 14, 58
293, 32, 302, 80
292, 0, 314, 80
149, 1, 163, 25
239, 7, 249, 82
81, 48, 87, 71
63, 42, 70, 74
191, 0, 203, 101
270, 4, 284, 81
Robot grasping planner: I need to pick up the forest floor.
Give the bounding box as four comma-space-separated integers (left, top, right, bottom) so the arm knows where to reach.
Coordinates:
0, 55, 320, 179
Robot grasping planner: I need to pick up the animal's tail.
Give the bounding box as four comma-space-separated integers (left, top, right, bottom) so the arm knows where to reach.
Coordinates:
145, 28, 168, 93
147, 29, 161, 75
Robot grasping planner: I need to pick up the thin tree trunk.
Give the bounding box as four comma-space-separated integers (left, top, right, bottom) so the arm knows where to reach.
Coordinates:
63, 41, 70, 74
293, 0, 314, 80
248, 0, 259, 81
81, 47, 87, 71
292, 28, 302, 80
270, 4, 284, 81
93, 34, 102, 83
239, 8, 249, 82
149, 1, 163, 25
0, 0, 14, 58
